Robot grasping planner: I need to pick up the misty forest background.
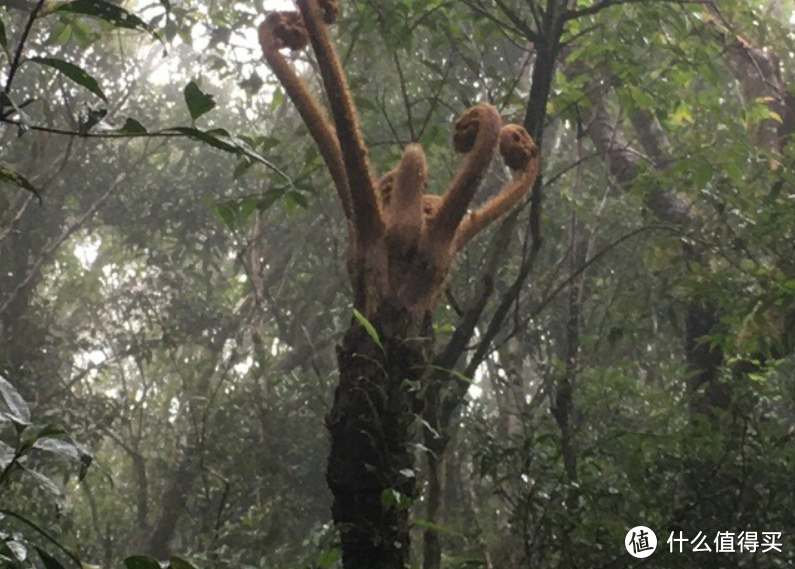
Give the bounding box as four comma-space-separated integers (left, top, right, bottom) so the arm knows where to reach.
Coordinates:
2, 0, 795, 568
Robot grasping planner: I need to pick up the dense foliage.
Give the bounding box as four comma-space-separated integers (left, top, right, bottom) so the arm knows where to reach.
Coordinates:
1, 0, 795, 568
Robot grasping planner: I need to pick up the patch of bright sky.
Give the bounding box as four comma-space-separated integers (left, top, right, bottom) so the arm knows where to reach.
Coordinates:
138, 0, 294, 86
74, 236, 99, 269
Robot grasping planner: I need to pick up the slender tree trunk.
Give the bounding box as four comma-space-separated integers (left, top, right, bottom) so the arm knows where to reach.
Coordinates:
147, 458, 200, 559
420, 384, 448, 569
326, 299, 432, 569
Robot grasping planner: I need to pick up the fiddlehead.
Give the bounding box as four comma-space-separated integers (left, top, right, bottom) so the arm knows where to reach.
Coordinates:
454, 124, 539, 250
258, 11, 352, 221
296, 0, 383, 244
427, 103, 502, 248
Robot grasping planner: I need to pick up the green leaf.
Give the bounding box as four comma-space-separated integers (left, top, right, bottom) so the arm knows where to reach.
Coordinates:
34, 547, 68, 569
162, 127, 287, 180
314, 548, 339, 569
168, 556, 197, 569
269, 87, 283, 111
212, 201, 237, 231
211, 196, 260, 230
282, 190, 308, 216
379, 488, 412, 510
33, 438, 81, 460
286, 191, 308, 209
116, 118, 147, 134
0, 166, 42, 202
183, 81, 216, 121
259, 136, 281, 152
29, 57, 107, 102
0, 374, 30, 425
54, 0, 159, 40
36, 425, 67, 438
353, 309, 383, 350
257, 187, 287, 212
124, 555, 163, 569
380, 488, 397, 509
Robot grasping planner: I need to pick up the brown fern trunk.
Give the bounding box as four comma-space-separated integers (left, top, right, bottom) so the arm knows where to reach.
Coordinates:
326, 299, 432, 569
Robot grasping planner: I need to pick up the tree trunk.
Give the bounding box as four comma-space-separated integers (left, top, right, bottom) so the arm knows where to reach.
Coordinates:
147, 457, 200, 559
326, 299, 432, 569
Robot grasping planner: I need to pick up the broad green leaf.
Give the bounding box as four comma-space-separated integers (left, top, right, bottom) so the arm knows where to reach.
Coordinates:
257, 187, 287, 212
0, 166, 42, 202
124, 555, 164, 569
285, 191, 308, 209
30, 57, 106, 101
168, 556, 197, 569
282, 190, 308, 216
211, 196, 259, 230
36, 425, 67, 438
116, 118, 147, 134
183, 81, 216, 121
353, 309, 383, 350
54, 0, 159, 40
33, 438, 80, 460
0, 374, 30, 424
52, 21, 72, 44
